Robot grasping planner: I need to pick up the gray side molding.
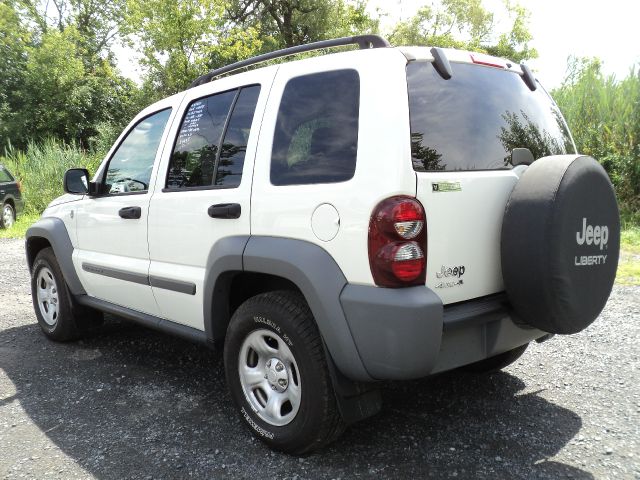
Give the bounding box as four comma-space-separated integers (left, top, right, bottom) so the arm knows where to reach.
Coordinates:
203, 235, 250, 340
26, 217, 86, 295
243, 236, 372, 382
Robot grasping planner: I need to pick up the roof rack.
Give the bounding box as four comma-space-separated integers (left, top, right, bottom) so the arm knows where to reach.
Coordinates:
189, 34, 391, 88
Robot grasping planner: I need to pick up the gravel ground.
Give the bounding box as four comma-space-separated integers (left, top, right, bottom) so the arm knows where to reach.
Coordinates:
1, 237, 639, 479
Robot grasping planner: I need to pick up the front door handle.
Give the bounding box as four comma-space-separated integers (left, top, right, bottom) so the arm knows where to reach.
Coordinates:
119, 206, 141, 219
208, 203, 241, 219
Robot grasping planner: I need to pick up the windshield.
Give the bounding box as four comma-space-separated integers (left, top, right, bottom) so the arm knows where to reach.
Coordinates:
407, 61, 575, 171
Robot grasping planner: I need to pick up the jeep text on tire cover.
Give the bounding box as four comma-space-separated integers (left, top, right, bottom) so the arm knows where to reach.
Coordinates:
24, 36, 620, 454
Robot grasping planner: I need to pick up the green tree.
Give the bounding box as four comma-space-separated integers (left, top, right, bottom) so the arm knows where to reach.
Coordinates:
15, 0, 125, 67
123, 0, 264, 95
0, 0, 142, 148
229, 0, 378, 48
0, 1, 31, 149
389, 0, 537, 62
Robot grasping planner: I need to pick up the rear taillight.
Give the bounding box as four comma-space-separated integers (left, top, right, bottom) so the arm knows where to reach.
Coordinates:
368, 196, 427, 287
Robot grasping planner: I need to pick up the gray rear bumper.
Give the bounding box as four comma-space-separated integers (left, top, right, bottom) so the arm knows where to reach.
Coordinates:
340, 285, 545, 381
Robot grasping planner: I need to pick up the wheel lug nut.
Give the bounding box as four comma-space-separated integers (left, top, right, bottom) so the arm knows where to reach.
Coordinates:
275, 362, 283, 372
278, 379, 287, 387
271, 385, 276, 390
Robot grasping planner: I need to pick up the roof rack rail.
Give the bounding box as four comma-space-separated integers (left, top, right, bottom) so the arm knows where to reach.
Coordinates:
189, 34, 391, 89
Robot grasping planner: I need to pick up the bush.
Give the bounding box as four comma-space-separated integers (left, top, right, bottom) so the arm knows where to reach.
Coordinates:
552, 59, 640, 221
2, 138, 102, 215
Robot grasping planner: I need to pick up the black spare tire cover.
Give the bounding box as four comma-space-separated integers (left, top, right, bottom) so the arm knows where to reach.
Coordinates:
501, 155, 620, 334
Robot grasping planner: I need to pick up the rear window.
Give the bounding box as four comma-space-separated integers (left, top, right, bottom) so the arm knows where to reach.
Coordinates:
407, 62, 575, 171
0, 167, 13, 183
270, 69, 359, 186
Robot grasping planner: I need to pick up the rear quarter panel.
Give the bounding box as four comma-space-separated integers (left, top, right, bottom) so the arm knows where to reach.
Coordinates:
250, 48, 416, 285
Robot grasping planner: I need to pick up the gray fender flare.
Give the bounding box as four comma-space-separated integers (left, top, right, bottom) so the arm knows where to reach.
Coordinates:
242, 236, 371, 381
202, 235, 250, 341
25, 217, 86, 295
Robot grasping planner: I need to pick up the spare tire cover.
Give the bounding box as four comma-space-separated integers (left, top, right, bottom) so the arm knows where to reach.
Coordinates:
501, 155, 620, 334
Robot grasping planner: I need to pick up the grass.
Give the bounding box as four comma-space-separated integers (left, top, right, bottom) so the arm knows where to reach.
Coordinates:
2, 139, 101, 216
617, 224, 640, 286
0, 212, 40, 239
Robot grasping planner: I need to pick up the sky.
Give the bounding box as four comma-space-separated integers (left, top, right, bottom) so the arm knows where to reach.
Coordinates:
115, 0, 640, 89
367, 0, 640, 88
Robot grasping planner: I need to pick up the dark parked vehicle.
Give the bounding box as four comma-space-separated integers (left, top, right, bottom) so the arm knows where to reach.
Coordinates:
0, 164, 24, 229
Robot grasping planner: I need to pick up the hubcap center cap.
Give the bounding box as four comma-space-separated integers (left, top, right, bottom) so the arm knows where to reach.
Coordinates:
265, 357, 289, 392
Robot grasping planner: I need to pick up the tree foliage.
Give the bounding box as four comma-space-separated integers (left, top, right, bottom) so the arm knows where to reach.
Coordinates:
0, 0, 139, 149
0, 2, 30, 146
229, 0, 377, 48
122, 0, 228, 95
389, 0, 536, 62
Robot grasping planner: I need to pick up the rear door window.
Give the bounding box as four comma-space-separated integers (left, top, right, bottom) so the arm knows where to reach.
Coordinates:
407, 62, 575, 171
270, 69, 360, 186
167, 90, 237, 189
167, 85, 261, 190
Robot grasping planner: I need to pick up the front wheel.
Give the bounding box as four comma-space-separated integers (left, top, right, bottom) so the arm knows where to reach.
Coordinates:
31, 247, 81, 341
224, 291, 344, 454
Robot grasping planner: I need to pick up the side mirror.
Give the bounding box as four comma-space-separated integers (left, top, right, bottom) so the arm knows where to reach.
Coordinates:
511, 148, 535, 167
63, 168, 90, 195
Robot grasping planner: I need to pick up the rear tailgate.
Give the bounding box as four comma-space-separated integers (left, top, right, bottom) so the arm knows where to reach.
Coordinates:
406, 55, 575, 305
417, 170, 519, 304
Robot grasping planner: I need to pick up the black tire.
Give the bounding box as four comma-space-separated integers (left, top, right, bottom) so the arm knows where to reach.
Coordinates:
463, 343, 529, 373
31, 247, 86, 341
224, 291, 344, 454
1, 202, 16, 229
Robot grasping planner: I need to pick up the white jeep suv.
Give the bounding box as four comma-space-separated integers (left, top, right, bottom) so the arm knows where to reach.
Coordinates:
26, 35, 620, 454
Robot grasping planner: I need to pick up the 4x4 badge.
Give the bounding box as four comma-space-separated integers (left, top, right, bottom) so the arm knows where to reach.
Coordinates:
432, 181, 461, 192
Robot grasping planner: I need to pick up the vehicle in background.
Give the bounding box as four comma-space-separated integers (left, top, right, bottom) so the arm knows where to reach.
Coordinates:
0, 164, 24, 229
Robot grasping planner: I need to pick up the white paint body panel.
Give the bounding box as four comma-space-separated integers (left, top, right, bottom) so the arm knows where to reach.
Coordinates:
416, 171, 519, 304
147, 68, 277, 329
73, 94, 184, 316
251, 48, 416, 286
41, 199, 80, 247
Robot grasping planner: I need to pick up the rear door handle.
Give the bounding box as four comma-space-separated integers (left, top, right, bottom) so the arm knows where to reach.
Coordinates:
208, 203, 241, 219
119, 206, 141, 219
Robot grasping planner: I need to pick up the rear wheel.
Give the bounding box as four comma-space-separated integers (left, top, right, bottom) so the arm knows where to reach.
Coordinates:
1, 202, 15, 229
463, 343, 529, 373
224, 291, 344, 454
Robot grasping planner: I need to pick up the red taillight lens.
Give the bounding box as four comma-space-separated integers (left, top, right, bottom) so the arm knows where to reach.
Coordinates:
369, 196, 427, 287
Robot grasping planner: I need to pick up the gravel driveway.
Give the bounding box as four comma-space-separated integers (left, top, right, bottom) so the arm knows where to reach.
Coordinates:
1, 238, 638, 479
